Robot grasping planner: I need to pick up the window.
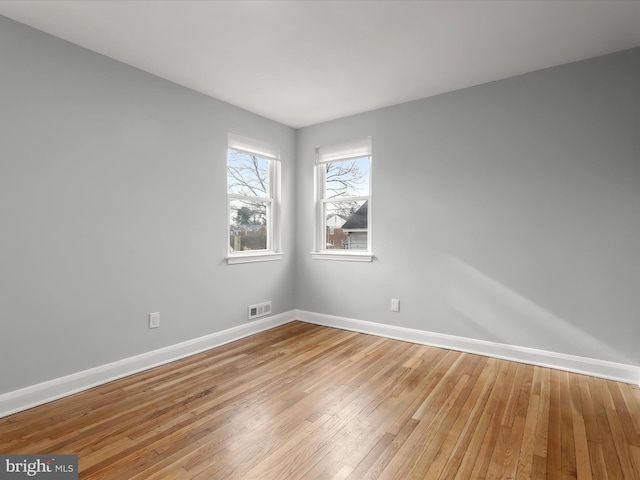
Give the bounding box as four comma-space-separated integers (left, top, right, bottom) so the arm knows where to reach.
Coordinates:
313, 137, 372, 262
227, 133, 282, 264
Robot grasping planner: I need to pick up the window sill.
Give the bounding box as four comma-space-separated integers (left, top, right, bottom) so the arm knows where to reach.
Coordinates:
227, 252, 284, 265
311, 251, 374, 262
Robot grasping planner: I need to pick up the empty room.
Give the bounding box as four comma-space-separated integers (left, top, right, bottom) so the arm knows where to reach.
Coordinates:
1, 1, 639, 478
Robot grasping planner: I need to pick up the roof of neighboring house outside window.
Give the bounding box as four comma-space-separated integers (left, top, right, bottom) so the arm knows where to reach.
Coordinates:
342, 201, 368, 230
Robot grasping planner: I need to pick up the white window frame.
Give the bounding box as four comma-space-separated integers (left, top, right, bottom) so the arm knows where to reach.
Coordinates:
312, 137, 373, 262
227, 133, 283, 265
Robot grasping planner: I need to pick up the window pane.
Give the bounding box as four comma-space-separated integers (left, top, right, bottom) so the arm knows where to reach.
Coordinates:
324, 156, 369, 199
229, 199, 269, 251
227, 149, 269, 197
324, 200, 368, 250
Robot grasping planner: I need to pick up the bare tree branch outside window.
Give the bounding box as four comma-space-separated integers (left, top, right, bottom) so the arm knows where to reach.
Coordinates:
228, 150, 270, 250
227, 150, 268, 198
324, 157, 369, 221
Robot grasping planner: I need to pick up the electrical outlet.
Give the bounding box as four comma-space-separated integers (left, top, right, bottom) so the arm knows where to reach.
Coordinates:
149, 312, 160, 328
391, 299, 400, 312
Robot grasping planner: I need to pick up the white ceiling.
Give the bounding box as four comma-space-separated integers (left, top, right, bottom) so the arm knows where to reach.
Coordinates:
1, 0, 640, 128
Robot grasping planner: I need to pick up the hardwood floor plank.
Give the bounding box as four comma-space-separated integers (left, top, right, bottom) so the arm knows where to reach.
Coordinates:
464, 360, 512, 479
504, 414, 527, 479
343, 431, 395, 479
486, 362, 532, 479
533, 367, 551, 461
632, 446, 640, 480
589, 376, 625, 478
588, 442, 610, 480
547, 369, 563, 479
384, 348, 452, 435
422, 357, 493, 479
405, 374, 473, 479
378, 376, 471, 478
500, 363, 527, 427
619, 385, 640, 435
559, 371, 578, 480
516, 383, 540, 480
572, 414, 592, 480
605, 407, 640, 479
532, 453, 549, 479
607, 380, 640, 447
1, 322, 639, 480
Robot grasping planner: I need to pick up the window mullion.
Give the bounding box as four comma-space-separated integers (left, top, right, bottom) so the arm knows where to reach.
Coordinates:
321, 195, 369, 203
229, 193, 271, 202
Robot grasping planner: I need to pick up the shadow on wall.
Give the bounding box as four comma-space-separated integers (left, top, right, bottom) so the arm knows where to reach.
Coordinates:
445, 256, 634, 366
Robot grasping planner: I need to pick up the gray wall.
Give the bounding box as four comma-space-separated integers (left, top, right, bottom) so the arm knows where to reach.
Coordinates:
295, 47, 640, 366
2, 14, 638, 396
0, 16, 296, 394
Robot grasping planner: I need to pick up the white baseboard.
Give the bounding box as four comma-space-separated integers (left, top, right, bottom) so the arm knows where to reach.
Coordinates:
3, 309, 638, 419
0, 311, 296, 419
295, 310, 640, 386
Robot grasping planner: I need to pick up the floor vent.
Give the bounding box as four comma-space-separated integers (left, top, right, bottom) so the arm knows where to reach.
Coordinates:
248, 301, 272, 320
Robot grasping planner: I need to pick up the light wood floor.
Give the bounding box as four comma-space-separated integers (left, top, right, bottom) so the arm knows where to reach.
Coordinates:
2, 321, 640, 479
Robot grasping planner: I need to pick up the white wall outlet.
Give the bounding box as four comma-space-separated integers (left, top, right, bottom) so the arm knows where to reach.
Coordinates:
149, 312, 160, 328
391, 299, 400, 312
